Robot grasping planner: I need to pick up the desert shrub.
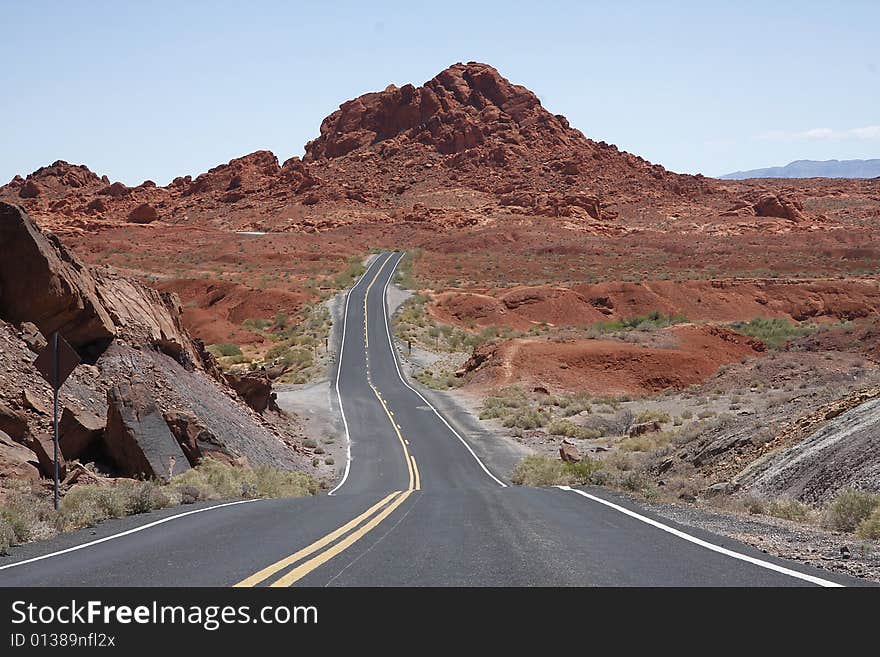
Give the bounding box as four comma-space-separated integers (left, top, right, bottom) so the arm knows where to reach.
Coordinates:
242, 318, 272, 331
556, 392, 592, 416
619, 471, 650, 493
332, 256, 366, 289
502, 407, 548, 430
564, 457, 603, 482
617, 430, 678, 453
635, 409, 671, 424
0, 508, 31, 544
767, 497, 812, 522
56, 485, 128, 531
594, 312, 687, 333
546, 418, 602, 440
171, 459, 318, 501
857, 506, 880, 540
479, 388, 529, 420
822, 488, 880, 532
680, 410, 694, 420
742, 496, 767, 515
729, 317, 818, 347
511, 455, 602, 486
207, 343, 242, 357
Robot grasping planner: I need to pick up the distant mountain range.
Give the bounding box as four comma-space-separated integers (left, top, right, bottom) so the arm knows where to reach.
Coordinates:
720, 159, 880, 180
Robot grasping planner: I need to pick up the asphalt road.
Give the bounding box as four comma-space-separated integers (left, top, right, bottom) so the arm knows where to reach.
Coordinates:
0, 252, 870, 587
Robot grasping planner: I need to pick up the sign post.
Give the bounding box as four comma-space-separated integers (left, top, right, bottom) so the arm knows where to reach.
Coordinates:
33, 332, 80, 511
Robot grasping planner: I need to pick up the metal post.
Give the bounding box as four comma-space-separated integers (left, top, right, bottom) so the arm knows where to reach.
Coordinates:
52, 331, 60, 511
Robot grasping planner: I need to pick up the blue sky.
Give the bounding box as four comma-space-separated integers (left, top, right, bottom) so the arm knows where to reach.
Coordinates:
2, 0, 878, 184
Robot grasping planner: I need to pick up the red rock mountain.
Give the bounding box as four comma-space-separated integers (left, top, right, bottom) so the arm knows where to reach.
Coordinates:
0, 62, 821, 234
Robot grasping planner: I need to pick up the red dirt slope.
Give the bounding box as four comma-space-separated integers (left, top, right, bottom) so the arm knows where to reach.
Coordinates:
458, 324, 766, 395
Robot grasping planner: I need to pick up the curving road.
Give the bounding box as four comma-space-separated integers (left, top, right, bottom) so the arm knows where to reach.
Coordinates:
0, 252, 870, 587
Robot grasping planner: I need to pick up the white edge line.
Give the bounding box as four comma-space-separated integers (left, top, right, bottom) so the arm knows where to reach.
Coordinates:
556, 486, 843, 587
0, 499, 260, 572
381, 253, 507, 488
328, 253, 391, 496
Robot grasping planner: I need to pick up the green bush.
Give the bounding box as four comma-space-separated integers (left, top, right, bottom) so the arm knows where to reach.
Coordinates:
502, 407, 548, 430
823, 488, 880, 532
171, 459, 318, 501
635, 409, 671, 424
207, 343, 242, 357
594, 312, 687, 333
857, 506, 880, 540
546, 418, 602, 440
511, 455, 602, 486
729, 317, 818, 347
767, 498, 812, 522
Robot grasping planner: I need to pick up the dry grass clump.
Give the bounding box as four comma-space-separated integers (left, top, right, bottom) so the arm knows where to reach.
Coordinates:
510, 455, 602, 487
0, 460, 318, 554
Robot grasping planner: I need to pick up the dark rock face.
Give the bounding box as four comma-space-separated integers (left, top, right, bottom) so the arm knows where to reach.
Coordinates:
104, 383, 190, 482
0, 202, 116, 347
59, 406, 104, 461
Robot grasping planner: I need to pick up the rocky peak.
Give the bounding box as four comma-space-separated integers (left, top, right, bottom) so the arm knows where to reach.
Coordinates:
303, 61, 578, 161
22, 160, 105, 191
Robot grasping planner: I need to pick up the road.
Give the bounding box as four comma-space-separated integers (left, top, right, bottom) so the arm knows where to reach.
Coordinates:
0, 252, 870, 587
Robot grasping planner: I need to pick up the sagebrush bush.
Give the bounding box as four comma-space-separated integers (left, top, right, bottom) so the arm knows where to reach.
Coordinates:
767, 498, 812, 522
502, 407, 548, 430
171, 459, 318, 501
546, 418, 601, 440
857, 506, 880, 540
1, 460, 319, 548
635, 409, 671, 424
511, 455, 602, 487
207, 343, 242, 357
823, 488, 880, 532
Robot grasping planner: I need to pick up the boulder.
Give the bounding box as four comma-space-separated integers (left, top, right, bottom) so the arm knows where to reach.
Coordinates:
0, 402, 29, 442
225, 370, 277, 413
627, 420, 662, 437
19, 321, 47, 352
18, 180, 40, 199
20, 389, 49, 416
30, 433, 66, 480
104, 383, 190, 482
163, 409, 235, 466
752, 193, 805, 221
559, 442, 582, 463
59, 406, 104, 460
99, 181, 129, 198
127, 203, 158, 224
86, 198, 108, 213
0, 202, 116, 347
0, 429, 40, 482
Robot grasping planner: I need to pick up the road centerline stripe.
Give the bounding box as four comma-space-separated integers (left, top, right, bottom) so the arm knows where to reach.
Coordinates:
411, 456, 421, 491
328, 253, 394, 496
370, 382, 415, 490
234, 491, 401, 587
270, 490, 414, 587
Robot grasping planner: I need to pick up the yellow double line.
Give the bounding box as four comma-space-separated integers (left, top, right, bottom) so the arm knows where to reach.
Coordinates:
234, 490, 413, 587
235, 253, 421, 587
